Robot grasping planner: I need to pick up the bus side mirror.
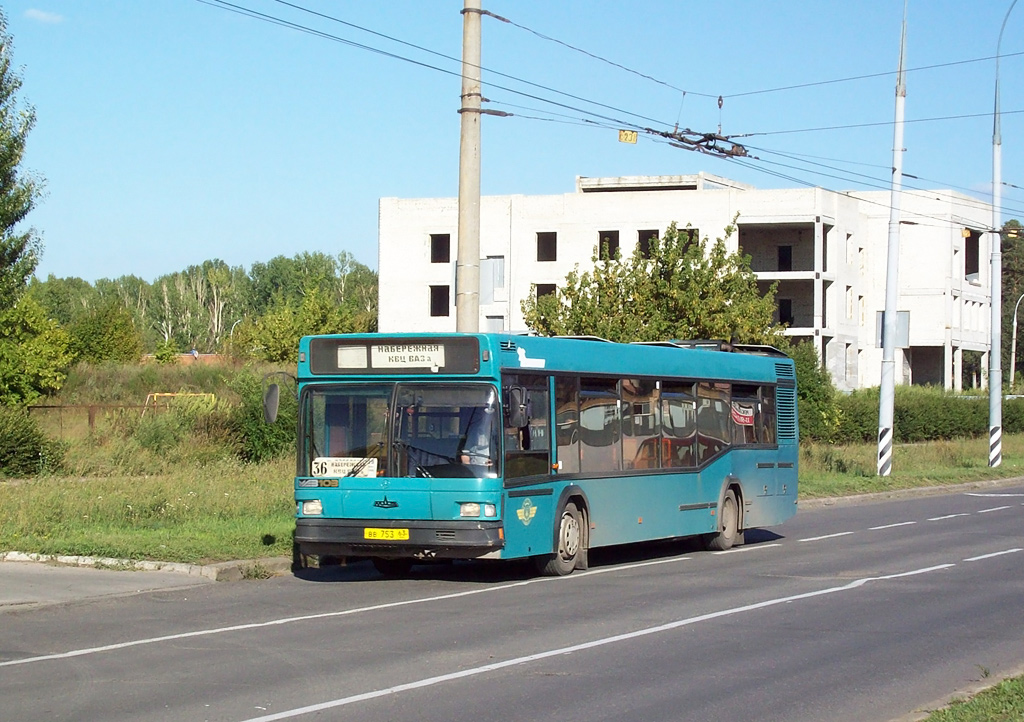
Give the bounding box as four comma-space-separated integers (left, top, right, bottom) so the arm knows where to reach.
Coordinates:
263, 383, 280, 424
504, 386, 529, 428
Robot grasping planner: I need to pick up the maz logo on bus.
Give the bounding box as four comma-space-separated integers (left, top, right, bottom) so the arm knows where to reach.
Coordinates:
374, 496, 399, 509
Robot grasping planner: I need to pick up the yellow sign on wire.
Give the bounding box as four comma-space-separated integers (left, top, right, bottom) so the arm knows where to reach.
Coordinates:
618, 129, 638, 144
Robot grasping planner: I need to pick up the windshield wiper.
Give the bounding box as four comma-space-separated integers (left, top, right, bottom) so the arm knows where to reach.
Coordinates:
344, 441, 384, 478
392, 439, 437, 478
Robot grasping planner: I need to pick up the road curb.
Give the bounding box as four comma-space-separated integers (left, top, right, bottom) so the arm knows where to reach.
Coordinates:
3, 476, 1021, 581
798, 475, 1024, 510
887, 661, 1024, 722
0, 551, 292, 581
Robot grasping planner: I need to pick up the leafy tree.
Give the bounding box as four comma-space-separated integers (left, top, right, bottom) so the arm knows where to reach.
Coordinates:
95, 274, 150, 329
230, 287, 356, 363
27, 274, 96, 326
522, 221, 786, 345
1002, 219, 1024, 385
788, 341, 840, 442
0, 296, 74, 405
68, 300, 143, 363
0, 11, 43, 310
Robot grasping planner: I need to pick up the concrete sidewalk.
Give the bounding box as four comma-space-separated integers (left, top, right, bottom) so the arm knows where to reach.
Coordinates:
0, 553, 291, 610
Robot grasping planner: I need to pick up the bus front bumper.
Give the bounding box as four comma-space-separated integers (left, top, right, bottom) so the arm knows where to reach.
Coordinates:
295, 518, 505, 560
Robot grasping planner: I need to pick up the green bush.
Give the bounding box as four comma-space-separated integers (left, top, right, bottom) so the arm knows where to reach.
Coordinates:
0, 406, 64, 477
789, 342, 840, 442
230, 370, 297, 463
835, 386, 996, 444
836, 388, 879, 443
892, 386, 987, 441
134, 413, 186, 454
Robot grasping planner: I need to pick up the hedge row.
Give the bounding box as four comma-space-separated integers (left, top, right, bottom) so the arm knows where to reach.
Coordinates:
809, 386, 1024, 444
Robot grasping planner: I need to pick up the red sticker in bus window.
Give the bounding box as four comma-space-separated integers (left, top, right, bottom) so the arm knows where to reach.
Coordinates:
731, 403, 755, 426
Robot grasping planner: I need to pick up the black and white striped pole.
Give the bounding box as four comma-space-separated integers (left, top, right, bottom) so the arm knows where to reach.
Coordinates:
878, 5, 908, 477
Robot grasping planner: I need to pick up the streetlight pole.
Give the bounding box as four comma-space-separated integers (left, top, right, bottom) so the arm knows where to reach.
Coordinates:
990, 0, 1017, 467
1011, 292, 1024, 392
878, 3, 908, 477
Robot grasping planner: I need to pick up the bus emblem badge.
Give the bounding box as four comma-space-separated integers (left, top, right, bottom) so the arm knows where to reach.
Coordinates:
517, 498, 536, 526
374, 496, 399, 509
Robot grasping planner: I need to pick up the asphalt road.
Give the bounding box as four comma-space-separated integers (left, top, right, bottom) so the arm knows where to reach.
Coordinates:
1, 481, 1022, 722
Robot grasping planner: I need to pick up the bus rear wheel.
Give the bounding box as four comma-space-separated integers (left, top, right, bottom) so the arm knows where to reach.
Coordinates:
372, 557, 414, 577
705, 489, 739, 551
536, 502, 583, 576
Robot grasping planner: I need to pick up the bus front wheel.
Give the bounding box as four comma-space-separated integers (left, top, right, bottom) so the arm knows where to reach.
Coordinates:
536, 502, 583, 576
705, 489, 739, 551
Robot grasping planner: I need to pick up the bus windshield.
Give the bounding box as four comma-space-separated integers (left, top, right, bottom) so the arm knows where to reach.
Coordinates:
301, 382, 500, 479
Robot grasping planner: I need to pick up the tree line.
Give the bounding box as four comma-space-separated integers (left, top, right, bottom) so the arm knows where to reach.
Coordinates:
28, 250, 378, 361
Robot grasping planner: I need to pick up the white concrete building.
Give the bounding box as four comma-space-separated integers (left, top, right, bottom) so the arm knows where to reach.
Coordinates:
378, 173, 994, 391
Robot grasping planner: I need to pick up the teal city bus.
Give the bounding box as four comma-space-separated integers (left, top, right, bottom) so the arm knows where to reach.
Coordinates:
272, 333, 798, 576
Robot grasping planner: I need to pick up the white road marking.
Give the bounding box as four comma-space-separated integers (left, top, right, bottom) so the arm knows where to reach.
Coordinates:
237, 564, 957, 722
966, 492, 1024, 497
713, 543, 782, 555
926, 514, 970, 521
798, 532, 855, 542
869, 521, 917, 530
976, 506, 1012, 513
0, 554, 691, 668
963, 548, 1022, 562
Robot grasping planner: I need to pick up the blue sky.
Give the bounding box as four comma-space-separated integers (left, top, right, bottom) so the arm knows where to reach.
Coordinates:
7, 0, 1024, 283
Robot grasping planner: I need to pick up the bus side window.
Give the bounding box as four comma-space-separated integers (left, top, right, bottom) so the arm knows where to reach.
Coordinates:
622, 378, 659, 470
554, 375, 580, 474
503, 374, 551, 480
660, 381, 696, 468
697, 382, 731, 463
731, 384, 760, 446
760, 387, 777, 444
579, 377, 621, 473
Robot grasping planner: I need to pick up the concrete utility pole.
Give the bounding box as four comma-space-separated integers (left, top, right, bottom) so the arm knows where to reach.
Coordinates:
878, 3, 908, 477
989, 0, 1017, 467
455, 0, 482, 332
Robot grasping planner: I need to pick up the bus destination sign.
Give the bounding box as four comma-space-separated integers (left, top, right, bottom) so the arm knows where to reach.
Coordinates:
308, 336, 481, 375
371, 343, 445, 369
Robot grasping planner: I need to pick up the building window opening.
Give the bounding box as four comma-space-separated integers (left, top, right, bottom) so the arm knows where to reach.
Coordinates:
638, 229, 659, 259
778, 298, 794, 326
429, 285, 450, 317
778, 245, 793, 272
536, 283, 557, 300
430, 234, 450, 264
537, 232, 557, 262
598, 230, 620, 260
964, 229, 980, 282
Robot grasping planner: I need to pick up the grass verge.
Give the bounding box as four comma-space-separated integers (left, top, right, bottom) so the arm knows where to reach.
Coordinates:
0, 456, 294, 564
923, 675, 1024, 721
2, 435, 1024, 565
799, 433, 1024, 497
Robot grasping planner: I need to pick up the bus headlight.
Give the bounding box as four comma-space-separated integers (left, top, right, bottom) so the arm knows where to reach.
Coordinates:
301, 499, 323, 516
483, 503, 497, 518
459, 502, 481, 517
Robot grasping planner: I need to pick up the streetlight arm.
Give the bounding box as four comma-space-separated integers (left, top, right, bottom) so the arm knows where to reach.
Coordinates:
1011, 291, 1024, 392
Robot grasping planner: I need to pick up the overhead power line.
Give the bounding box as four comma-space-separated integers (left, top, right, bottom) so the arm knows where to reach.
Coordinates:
198, 0, 1011, 229
736, 109, 1024, 138
202, 0, 678, 130
490, 7, 1024, 100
